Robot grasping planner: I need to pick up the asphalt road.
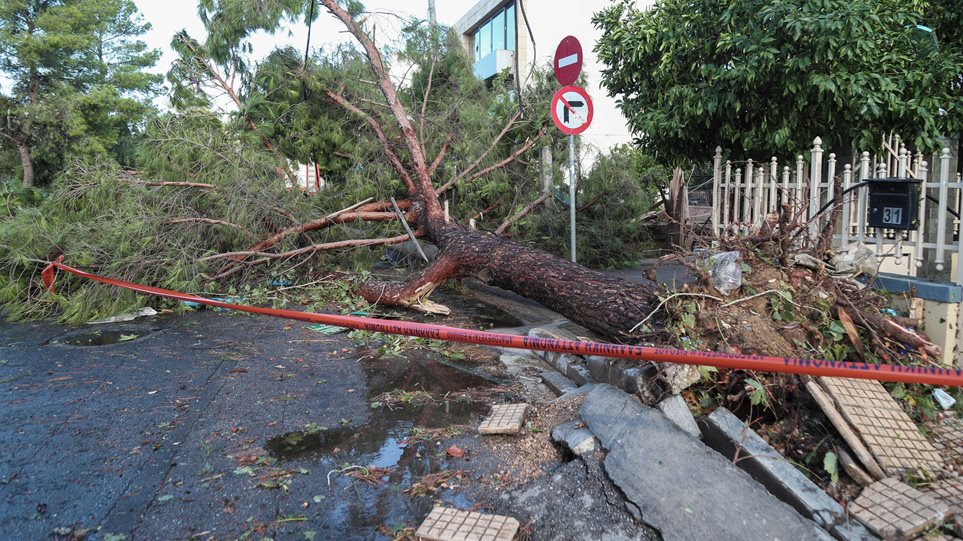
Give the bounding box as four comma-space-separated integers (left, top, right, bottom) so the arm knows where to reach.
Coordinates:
0, 263, 677, 541
1, 310, 498, 540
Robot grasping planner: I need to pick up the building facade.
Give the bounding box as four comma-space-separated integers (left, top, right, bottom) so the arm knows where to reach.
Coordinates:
451, 0, 634, 162
454, 0, 530, 89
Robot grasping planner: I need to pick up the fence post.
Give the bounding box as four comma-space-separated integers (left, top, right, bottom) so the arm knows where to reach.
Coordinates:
795, 154, 805, 217
734, 167, 743, 231
876, 161, 887, 257
915, 160, 928, 272
782, 165, 790, 210
826, 153, 837, 209
809, 137, 824, 239
768, 157, 778, 212
842, 163, 853, 248
957, 170, 963, 286
858, 151, 870, 244
754, 167, 765, 227
745, 158, 755, 227
723, 160, 732, 233
936, 148, 951, 271
712, 146, 722, 236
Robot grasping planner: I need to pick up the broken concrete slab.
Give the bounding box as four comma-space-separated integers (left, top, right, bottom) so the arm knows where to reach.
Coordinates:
562, 356, 591, 386
659, 362, 700, 394
832, 519, 883, 541
478, 404, 529, 435
806, 379, 885, 480
494, 456, 655, 540
838, 447, 875, 488
415, 507, 518, 541
586, 355, 611, 384
929, 415, 963, 468
656, 394, 700, 438
581, 385, 831, 541
925, 477, 963, 517
699, 407, 861, 534
849, 478, 950, 541
540, 371, 578, 396
819, 377, 942, 477
552, 383, 598, 405
551, 420, 598, 456
578, 383, 647, 449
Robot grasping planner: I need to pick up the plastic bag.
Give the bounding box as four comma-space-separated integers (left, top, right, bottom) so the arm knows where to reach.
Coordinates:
708, 251, 742, 295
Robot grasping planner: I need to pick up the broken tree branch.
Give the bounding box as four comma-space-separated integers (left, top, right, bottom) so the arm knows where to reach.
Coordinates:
121, 179, 217, 189
428, 134, 452, 177
325, 89, 417, 193
495, 192, 550, 236
391, 197, 428, 262
358, 254, 462, 315
165, 218, 257, 239
201, 232, 419, 264
457, 127, 547, 189
418, 58, 436, 149
436, 110, 522, 195
320, 0, 437, 201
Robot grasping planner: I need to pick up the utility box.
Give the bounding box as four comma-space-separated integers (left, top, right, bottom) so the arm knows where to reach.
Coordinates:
867, 177, 922, 230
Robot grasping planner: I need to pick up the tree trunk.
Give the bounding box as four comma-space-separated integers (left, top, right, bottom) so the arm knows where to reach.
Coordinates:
361, 221, 656, 341
320, 0, 659, 342
17, 140, 34, 188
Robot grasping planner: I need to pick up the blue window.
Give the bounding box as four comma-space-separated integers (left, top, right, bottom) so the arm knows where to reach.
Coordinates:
473, 3, 516, 61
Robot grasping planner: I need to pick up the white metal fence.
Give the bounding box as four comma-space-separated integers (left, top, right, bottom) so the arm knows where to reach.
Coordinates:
711, 137, 963, 285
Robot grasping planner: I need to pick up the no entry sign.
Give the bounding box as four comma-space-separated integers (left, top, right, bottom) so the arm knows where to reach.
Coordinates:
553, 35, 583, 86
551, 85, 594, 135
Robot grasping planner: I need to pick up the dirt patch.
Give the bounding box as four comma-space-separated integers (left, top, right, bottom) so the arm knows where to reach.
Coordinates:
476, 394, 585, 489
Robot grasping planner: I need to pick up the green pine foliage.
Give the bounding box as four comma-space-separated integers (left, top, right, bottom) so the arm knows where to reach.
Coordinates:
0, 4, 667, 322
0, 0, 162, 186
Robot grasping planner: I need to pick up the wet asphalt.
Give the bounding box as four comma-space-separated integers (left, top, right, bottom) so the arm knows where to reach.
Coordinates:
0, 310, 494, 540
1, 263, 682, 541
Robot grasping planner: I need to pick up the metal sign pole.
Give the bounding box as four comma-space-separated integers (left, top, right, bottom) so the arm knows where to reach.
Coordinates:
569, 133, 576, 263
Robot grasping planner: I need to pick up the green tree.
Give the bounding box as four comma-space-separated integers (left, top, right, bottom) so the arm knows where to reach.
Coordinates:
593, 0, 963, 163
0, 0, 161, 186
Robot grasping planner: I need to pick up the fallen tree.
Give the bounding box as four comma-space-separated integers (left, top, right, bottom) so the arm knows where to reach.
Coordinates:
169, 0, 658, 341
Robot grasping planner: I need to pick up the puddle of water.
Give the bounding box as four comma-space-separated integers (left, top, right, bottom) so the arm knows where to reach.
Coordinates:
264, 335, 503, 537
266, 399, 484, 461
469, 301, 524, 328
266, 352, 495, 462
49, 328, 148, 346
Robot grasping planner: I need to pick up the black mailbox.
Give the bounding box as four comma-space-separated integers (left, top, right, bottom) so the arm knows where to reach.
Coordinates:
867, 177, 922, 230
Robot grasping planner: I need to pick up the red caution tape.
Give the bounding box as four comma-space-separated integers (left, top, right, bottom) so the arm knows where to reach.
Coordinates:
41, 260, 963, 387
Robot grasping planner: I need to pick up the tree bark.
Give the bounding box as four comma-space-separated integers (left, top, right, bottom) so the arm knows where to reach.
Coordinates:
317, 0, 658, 342
361, 223, 655, 340
17, 140, 34, 188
